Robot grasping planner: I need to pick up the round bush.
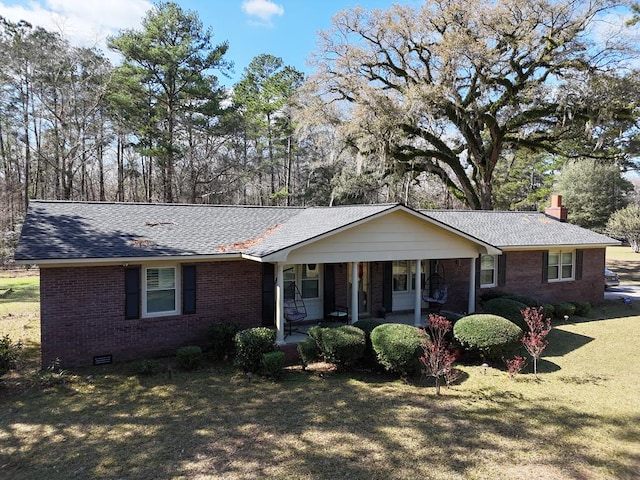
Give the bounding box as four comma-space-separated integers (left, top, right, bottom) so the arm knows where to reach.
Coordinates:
176, 346, 203, 370
370, 323, 429, 376
571, 301, 591, 317
297, 337, 321, 369
453, 314, 523, 359
505, 294, 542, 308
208, 322, 240, 360
482, 298, 528, 331
553, 302, 576, 319
318, 325, 366, 367
234, 327, 276, 373
262, 351, 285, 380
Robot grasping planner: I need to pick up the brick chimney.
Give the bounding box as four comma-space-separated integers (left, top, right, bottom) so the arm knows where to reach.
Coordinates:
545, 194, 568, 222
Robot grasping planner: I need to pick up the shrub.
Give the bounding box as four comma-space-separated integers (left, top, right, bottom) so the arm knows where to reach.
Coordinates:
370, 323, 429, 376
479, 290, 510, 305
453, 314, 523, 360
297, 337, 321, 369
503, 355, 527, 379
482, 297, 528, 331
543, 303, 555, 318
0, 334, 22, 378
571, 301, 591, 316
208, 322, 240, 360
308, 323, 342, 356
553, 302, 576, 319
320, 325, 366, 367
505, 294, 542, 308
132, 359, 159, 375
353, 319, 383, 364
262, 351, 285, 380
234, 327, 276, 373
176, 346, 203, 370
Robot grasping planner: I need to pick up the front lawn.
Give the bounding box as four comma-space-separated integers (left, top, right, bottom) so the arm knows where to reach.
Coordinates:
1, 270, 639, 479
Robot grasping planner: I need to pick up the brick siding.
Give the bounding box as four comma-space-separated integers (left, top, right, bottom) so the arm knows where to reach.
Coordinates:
40, 261, 263, 367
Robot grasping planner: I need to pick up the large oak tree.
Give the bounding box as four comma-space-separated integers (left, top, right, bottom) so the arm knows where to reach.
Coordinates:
303, 0, 638, 209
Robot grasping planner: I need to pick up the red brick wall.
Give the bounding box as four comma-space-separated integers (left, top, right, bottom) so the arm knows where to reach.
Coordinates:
40, 261, 263, 367
476, 249, 605, 308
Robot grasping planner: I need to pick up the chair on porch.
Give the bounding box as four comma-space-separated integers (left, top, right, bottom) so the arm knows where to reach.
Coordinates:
423, 271, 448, 314
284, 281, 308, 337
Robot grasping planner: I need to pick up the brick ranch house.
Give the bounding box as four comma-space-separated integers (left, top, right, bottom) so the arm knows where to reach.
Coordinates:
15, 196, 618, 367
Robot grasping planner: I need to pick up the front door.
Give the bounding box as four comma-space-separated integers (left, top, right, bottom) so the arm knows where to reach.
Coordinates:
348, 262, 370, 317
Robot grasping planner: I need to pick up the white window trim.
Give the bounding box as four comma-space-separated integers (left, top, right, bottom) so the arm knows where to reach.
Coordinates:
480, 254, 497, 288
142, 265, 180, 317
284, 264, 322, 300
547, 249, 575, 283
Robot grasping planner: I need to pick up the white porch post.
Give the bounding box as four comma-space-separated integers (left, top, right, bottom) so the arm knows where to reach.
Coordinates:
351, 262, 359, 324
414, 259, 422, 326
275, 262, 285, 344
468, 257, 476, 314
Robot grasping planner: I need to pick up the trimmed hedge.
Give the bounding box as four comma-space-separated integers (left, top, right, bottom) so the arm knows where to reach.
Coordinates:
208, 322, 240, 360
571, 301, 591, 316
234, 327, 276, 373
482, 297, 528, 332
262, 351, 285, 380
370, 323, 429, 376
505, 294, 542, 308
176, 346, 203, 370
297, 337, 321, 369
553, 302, 576, 319
453, 314, 522, 359
313, 325, 366, 367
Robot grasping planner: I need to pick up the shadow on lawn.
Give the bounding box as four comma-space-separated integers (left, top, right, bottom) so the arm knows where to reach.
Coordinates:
1, 361, 639, 480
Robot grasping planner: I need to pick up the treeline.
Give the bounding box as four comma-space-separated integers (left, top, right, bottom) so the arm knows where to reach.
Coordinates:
2, 1, 640, 267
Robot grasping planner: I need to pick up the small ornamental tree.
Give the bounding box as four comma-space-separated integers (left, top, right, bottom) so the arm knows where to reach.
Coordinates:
420, 314, 457, 395
606, 204, 640, 253
521, 307, 552, 378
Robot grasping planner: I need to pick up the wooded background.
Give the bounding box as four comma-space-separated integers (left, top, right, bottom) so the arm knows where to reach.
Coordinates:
2, 1, 640, 266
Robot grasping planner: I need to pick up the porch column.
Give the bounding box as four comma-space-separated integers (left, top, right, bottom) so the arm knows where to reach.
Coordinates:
414, 259, 422, 326
351, 262, 359, 324
275, 262, 285, 344
468, 257, 476, 314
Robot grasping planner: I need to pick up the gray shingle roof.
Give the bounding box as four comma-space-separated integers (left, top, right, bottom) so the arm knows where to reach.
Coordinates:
15, 201, 619, 263
423, 210, 619, 248
14, 201, 397, 261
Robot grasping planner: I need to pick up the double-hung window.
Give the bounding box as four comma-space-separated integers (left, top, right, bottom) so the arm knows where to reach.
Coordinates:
144, 266, 178, 316
480, 255, 497, 288
392, 261, 409, 291
547, 250, 574, 282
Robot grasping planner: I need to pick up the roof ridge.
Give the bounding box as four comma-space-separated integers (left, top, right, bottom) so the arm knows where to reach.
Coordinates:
30, 200, 306, 210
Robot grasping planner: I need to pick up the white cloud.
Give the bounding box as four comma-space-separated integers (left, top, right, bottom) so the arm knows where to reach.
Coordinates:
0, 0, 152, 56
241, 0, 284, 26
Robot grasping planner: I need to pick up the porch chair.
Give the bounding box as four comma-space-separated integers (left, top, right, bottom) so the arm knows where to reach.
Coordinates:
423, 271, 448, 314
284, 281, 308, 337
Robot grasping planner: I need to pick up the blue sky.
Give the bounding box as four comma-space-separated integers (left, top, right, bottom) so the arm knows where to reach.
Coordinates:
0, 0, 420, 85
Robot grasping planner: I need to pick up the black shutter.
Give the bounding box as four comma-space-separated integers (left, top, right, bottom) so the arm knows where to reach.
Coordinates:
323, 263, 336, 317
182, 265, 197, 314
262, 263, 275, 327
382, 261, 393, 313
575, 249, 583, 280
542, 251, 549, 283
125, 266, 140, 320
475, 256, 481, 286
498, 254, 507, 287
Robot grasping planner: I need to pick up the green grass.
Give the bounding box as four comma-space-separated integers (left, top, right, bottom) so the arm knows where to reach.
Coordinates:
606, 246, 640, 285
1, 262, 639, 479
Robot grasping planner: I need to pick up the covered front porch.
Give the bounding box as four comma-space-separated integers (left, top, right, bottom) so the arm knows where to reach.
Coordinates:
259, 207, 500, 345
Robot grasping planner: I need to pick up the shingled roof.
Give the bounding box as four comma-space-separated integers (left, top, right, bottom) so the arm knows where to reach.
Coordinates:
424, 210, 619, 249
14, 201, 399, 262
15, 201, 619, 264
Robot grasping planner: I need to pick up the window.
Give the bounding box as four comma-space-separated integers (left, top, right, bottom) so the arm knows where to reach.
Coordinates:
393, 261, 408, 291
283, 264, 321, 299
547, 250, 574, 282
480, 255, 497, 288
144, 266, 178, 316
301, 264, 319, 298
